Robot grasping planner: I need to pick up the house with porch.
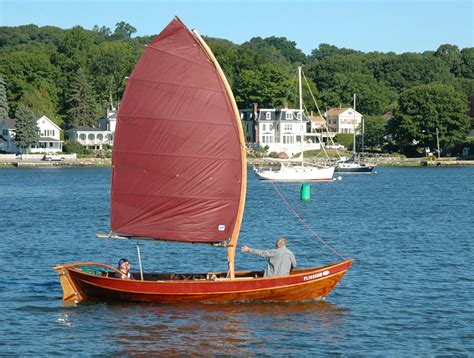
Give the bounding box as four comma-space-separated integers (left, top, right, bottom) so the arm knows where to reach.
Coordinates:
0, 115, 63, 153
65, 106, 117, 150
65, 127, 113, 151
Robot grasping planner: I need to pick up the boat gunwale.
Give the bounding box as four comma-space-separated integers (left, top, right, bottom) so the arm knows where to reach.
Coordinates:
62, 259, 353, 287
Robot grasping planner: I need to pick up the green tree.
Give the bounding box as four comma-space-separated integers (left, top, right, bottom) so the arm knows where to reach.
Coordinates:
457, 48, 474, 79
389, 84, 470, 155
63, 140, 88, 154
0, 76, 9, 120
19, 83, 61, 126
0, 48, 60, 115
90, 41, 136, 105
57, 26, 94, 68
207, 37, 239, 86
309, 43, 360, 62
434, 44, 463, 75
234, 63, 291, 108
66, 67, 100, 128
113, 22, 137, 40
362, 115, 388, 149
14, 105, 39, 153
92, 25, 112, 37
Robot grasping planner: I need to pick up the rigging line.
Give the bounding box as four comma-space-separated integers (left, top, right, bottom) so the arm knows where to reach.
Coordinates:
270, 181, 346, 260
301, 70, 336, 160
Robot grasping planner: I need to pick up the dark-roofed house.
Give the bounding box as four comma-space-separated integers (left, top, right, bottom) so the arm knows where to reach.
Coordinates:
239, 104, 322, 156
0, 118, 17, 153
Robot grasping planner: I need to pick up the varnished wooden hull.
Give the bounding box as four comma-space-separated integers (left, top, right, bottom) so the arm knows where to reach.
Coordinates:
54, 260, 352, 304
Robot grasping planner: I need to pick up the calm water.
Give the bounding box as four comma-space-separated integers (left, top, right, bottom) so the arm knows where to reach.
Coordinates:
0, 166, 473, 356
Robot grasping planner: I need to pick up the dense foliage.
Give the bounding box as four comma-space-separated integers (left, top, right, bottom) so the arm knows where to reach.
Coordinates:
389, 84, 470, 155
0, 23, 472, 155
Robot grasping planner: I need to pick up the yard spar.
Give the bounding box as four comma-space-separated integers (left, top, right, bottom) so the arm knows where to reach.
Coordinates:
54, 17, 352, 304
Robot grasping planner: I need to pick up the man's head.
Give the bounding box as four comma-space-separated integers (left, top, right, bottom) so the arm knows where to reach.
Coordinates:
118, 258, 131, 271
276, 237, 286, 248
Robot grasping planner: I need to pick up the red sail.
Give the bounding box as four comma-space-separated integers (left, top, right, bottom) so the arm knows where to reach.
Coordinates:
110, 18, 244, 243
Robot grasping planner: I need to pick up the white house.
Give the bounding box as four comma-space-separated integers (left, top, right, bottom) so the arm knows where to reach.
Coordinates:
0, 115, 63, 153
0, 118, 17, 153
98, 106, 117, 139
324, 107, 362, 134
65, 106, 117, 150
65, 127, 113, 151
240, 104, 321, 157
30, 115, 63, 153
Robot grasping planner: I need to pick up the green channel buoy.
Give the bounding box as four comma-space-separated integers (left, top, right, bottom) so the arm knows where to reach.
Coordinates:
300, 183, 311, 201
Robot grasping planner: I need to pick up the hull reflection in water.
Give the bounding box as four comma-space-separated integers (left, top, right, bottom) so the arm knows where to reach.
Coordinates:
104, 300, 349, 356
54, 260, 352, 304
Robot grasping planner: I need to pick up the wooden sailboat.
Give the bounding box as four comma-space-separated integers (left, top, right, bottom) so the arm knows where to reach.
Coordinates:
54, 17, 352, 304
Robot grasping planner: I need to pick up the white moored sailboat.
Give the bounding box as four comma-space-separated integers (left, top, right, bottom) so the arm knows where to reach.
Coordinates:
335, 94, 375, 174
254, 67, 335, 181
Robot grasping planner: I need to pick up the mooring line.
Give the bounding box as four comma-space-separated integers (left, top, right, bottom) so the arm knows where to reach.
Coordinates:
271, 181, 346, 260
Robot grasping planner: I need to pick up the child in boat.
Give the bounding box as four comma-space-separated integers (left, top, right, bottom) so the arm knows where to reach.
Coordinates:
114, 258, 136, 280
241, 237, 297, 277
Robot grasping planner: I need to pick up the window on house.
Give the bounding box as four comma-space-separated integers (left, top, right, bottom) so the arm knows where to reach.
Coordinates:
284, 124, 292, 131
49, 142, 53, 147
2, 130, 7, 136
286, 112, 292, 120
262, 124, 266, 131
262, 135, 274, 144
297, 112, 302, 120
282, 135, 295, 144
265, 112, 271, 120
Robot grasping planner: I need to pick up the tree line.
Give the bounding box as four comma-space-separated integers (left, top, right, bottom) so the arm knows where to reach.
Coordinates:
0, 22, 472, 155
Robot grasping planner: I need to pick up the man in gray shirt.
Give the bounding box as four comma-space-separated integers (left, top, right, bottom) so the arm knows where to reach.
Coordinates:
241, 237, 297, 277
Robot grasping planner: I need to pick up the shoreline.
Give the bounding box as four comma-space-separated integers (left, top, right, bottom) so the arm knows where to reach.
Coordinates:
1, 157, 473, 168
0, 157, 112, 168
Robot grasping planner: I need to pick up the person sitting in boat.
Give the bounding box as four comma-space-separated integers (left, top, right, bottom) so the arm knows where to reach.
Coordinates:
114, 258, 136, 280
241, 237, 297, 277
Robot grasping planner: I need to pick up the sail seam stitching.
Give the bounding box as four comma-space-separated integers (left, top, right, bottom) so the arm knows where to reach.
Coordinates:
146, 45, 212, 70
117, 114, 236, 127
112, 192, 239, 201
113, 150, 241, 161
129, 77, 225, 94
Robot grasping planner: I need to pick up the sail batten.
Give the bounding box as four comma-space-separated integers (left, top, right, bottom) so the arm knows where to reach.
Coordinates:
110, 17, 245, 244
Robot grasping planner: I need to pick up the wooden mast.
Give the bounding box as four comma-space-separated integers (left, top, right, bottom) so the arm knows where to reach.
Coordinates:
192, 30, 247, 280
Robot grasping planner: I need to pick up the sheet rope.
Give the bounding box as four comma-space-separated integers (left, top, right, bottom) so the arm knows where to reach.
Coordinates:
271, 181, 346, 260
